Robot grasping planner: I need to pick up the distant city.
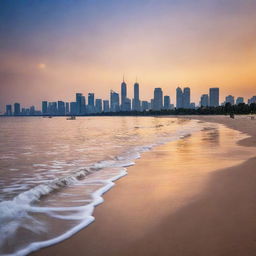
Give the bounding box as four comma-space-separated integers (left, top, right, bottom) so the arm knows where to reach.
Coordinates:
3, 79, 256, 116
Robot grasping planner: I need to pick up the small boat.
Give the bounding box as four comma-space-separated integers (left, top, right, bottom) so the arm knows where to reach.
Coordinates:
66, 116, 76, 120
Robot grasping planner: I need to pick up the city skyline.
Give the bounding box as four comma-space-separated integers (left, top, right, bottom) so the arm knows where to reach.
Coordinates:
1, 0, 256, 112
3, 78, 256, 116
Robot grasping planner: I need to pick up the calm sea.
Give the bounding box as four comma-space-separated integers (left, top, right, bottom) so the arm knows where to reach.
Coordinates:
0, 116, 232, 255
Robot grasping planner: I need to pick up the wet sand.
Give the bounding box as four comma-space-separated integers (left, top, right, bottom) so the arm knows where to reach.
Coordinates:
33, 116, 256, 256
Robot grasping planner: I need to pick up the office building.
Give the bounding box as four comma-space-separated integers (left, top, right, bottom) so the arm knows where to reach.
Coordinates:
76, 93, 83, 115
153, 88, 163, 110
133, 82, 140, 111
110, 90, 119, 112
141, 101, 149, 111
6, 105, 12, 116
65, 102, 70, 114
42, 101, 48, 115
103, 100, 110, 112
121, 79, 127, 111
163, 96, 171, 110
200, 94, 209, 107
209, 88, 219, 107
123, 98, 131, 111
183, 87, 191, 108
248, 96, 256, 104
225, 95, 235, 105
236, 97, 244, 105
87, 93, 94, 114
58, 101, 65, 115
70, 102, 77, 115
48, 102, 57, 115
176, 87, 183, 108
95, 99, 103, 113
14, 103, 21, 116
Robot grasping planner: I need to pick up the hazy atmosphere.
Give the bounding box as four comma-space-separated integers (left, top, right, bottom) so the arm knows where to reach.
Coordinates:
1, 0, 256, 111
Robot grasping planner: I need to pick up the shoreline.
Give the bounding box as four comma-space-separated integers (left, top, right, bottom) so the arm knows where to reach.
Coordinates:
32, 115, 256, 256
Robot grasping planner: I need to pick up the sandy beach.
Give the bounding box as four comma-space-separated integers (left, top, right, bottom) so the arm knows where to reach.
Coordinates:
33, 115, 256, 256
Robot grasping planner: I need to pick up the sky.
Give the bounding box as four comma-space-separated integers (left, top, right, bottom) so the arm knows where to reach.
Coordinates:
0, 0, 256, 111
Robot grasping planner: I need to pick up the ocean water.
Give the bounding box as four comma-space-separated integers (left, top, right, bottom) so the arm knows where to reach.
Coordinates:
0, 116, 216, 255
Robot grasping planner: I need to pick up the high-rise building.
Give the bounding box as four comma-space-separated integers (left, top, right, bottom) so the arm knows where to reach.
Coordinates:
95, 99, 102, 113
76, 93, 83, 115
176, 87, 183, 108
87, 93, 94, 114
29, 106, 35, 115
225, 95, 234, 105
200, 94, 209, 107
141, 101, 149, 111
121, 79, 127, 111
58, 101, 65, 115
5, 105, 12, 116
103, 100, 110, 112
48, 102, 57, 115
65, 102, 70, 114
14, 103, 21, 116
70, 102, 77, 115
153, 88, 163, 110
236, 97, 244, 105
42, 101, 48, 115
123, 98, 131, 111
163, 96, 171, 110
209, 88, 219, 107
133, 82, 140, 111
110, 90, 119, 112
183, 87, 191, 108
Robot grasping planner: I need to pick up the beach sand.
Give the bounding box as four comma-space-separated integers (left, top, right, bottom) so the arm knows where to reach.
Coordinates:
33, 115, 256, 256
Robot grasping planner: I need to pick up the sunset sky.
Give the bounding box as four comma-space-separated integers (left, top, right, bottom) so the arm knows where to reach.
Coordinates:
0, 0, 256, 111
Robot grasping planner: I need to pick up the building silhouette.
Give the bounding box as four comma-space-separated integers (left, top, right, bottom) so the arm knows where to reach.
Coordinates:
133, 82, 140, 111
183, 87, 191, 109
6, 105, 12, 115
42, 101, 48, 115
225, 95, 234, 105
209, 88, 219, 107
176, 87, 183, 108
14, 103, 21, 116
95, 99, 102, 113
200, 94, 209, 107
163, 96, 171, 110
153, 88, 163, 110
121, 78, 127, 111
110, 90, 119, 112
236, 97, 244, 105
103, 100, 110, 112
57, 101, 65, 115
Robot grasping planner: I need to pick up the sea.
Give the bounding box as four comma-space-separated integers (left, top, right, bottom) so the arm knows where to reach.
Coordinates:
0, 116, 243, 255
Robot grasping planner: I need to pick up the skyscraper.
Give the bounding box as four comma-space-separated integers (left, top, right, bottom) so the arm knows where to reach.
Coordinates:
65, 102, 70, 114
76, 93, 83, 115
176, 87, 183, 108
87, 93, 95, 114
110, 90, 119, 112
225, 95, 234, 105
14, 103, 21, 116
141, 101, 149, 111
153, 88, 163, 111
200, 94, 209, 107
209, 88, 219, 107
70, 102, 77, 115
95, 99, 102, 113
183, 87, 191, 108
133, 82, 140, 111
163, 96, 170, 110
103, 100, 110, 112
123, 98, 131, 111
57, 101, 65, 115
42, 101, 48, 115
121, 79, 127, 111
5, 105, 12, 116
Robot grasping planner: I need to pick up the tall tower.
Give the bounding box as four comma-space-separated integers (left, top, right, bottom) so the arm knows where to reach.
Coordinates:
153, 88, 163, 111
176, 87, 183, 108
121, 76, 127, 111
133, 81, 140, 111
183, 87, 191, 109
209, 88, 219, 107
